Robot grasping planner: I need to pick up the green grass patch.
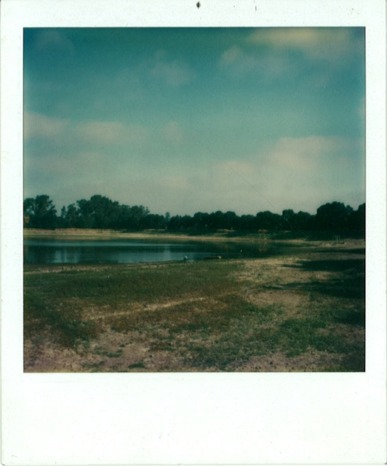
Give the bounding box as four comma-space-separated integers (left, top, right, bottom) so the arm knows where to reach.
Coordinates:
24, 261, 241, 348
25, 261, 240, 305
24, 289, 98, 347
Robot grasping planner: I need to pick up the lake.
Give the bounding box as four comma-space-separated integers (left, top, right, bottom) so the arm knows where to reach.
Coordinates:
24, 238, 277, 265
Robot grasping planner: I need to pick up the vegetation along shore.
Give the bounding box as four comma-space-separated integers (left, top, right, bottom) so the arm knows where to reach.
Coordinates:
24, 194, 365, 237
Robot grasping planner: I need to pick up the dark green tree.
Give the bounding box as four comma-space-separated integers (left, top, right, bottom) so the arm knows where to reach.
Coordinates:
140, 213, 167, 230
315, 202, 353, 231
282, 209, 295, 230
193, 212, 210, 232
255, 211, 282, 230
294, 211, 313, 231
60, 203, 80, 227
76, 199, 94, 228
237, 214, 255, 231
348, 203, 365, 235
125, 205, 150, 230
23, 195, 57, 229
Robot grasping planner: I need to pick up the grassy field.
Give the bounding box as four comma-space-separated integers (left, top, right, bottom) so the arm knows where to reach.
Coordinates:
24, 238, 365, 372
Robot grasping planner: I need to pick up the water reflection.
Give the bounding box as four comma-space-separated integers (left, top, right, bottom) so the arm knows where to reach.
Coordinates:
24, 238, 274, 265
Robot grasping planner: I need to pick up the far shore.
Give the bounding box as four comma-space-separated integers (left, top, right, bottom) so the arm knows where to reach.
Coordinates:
23, 228, 365, 250
24, 228, 249, 242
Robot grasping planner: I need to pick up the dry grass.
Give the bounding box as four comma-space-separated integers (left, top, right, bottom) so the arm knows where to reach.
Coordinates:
24, 240, 365, 372
24, 228, 244, 242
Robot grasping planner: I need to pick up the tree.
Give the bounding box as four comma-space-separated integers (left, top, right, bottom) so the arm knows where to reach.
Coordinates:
88, 195, 120, 229
237, 214, 255, 231
125, 205, 150, 230
193, 212, 210, 231
223, 211, 238, 230
168, 215, 186, 231
23, 195, 57, 229
315, 202, 353, 232
60, 203, 80, 227
282, 209, 295, 230
348, 203, 365, 235
281, 209, 313, 231
294, 211, 313, 231
71, 195, 122, 229
76, 199, 94, 228
140, 213, 167, 230
255, 211, 282, 230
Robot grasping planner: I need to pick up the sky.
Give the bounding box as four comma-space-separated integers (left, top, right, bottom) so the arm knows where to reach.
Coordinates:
23, 27, 365, 216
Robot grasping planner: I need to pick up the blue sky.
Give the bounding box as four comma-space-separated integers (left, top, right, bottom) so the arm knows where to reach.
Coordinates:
24, 27, 365, 215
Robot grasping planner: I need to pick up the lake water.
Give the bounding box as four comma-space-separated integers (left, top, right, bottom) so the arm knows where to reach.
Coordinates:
24, 238, 276, 265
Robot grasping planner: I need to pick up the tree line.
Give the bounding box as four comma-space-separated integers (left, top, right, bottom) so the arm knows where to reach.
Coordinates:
23, 194, 365, 237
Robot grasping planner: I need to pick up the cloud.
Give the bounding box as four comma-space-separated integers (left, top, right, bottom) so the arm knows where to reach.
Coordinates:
256, 135, 364, 209
33, 30, 74, 55
220, 46, 244, 66
76, 121, 148, 146
192, 135, 365, 214
25, 133, 364, 216
24, 112, 149, 148
248, 28, 363, 61
161, 121, 185, 145
24, 112, 69, 139
136, 133, 364, 215
158, 175, 190, 190
214, 160, 255, 188
268, 135, 347, 166
260, 135, 362, 188
219, 28, 363, 81
219, 45, 260, 75
151, 52, 194, 87
219, 43, 294, 79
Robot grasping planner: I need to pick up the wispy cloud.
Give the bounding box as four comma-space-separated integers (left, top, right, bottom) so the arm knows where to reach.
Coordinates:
248, 28, 363, 61
161, 121, 185, 145
76, 121, 149, 146
267, 135, 350, 167
219, 28, 363, 81
24, 112, 69, 139
32, 29, 75, 55
24, 112, 149, 148
219, 41, 294, 79
219, 46, 254, 69
219, 47, 293, 79
151, 51, 195, 87
194, 135, 365, 214
258, 135, 364, 210
24, 132, 364, 215
158, 175, 190, 190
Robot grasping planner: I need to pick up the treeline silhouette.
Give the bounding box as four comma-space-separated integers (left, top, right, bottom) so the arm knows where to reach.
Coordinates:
23, 194, 365, 237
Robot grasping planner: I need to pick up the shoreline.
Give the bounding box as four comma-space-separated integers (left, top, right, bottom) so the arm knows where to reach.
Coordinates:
23, 228, 365, 248
24, 228, 242, 241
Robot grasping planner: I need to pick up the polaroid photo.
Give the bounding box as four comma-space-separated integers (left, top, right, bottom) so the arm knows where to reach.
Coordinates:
1, 0, 386, 465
